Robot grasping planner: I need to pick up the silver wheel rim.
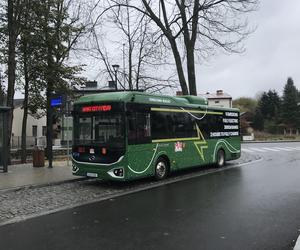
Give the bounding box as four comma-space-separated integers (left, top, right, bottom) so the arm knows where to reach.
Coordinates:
218, 151, 224, 166
156, 161, 166, 178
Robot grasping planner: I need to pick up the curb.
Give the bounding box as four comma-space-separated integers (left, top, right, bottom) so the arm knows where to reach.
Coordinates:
0, 154, 262, 227
0, 177, 84, 194
242, 140, 300, 144
0, 152, 258, 194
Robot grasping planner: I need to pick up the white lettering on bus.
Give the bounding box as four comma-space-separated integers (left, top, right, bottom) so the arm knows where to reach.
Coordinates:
210, 131, 239, 137
225, 112, 238, 117
223, 118, 238, 123
224, 125, 239, 130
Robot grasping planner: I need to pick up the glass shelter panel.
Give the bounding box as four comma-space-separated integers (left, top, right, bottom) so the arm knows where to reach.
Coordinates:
0, 113, 3, 166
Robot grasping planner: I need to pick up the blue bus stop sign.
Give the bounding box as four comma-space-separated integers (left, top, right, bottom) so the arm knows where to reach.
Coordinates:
50, 96, 63, 107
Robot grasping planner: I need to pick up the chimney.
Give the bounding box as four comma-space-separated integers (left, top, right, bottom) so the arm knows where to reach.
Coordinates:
85, 80, 97, 88
216, 90, 223, 96
108, 80, 116, 89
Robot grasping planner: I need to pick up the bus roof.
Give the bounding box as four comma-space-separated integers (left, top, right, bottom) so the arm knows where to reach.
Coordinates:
75, 91, 239, 112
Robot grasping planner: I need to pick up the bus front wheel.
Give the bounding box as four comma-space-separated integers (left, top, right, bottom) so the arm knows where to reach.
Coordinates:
154, 157, 168, 180
216, 149, 226, 168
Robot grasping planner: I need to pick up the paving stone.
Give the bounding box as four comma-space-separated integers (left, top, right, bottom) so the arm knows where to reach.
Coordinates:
0, 152, 258, 225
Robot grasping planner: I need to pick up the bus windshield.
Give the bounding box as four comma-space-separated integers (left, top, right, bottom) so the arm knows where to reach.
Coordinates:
74, 113, 125, 147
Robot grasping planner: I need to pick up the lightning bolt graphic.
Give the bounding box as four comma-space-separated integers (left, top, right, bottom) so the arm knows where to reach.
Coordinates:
194, 124, 208, 161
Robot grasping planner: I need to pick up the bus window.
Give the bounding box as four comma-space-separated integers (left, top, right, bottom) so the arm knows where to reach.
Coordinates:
151, 112, 169, 139
128, 113, 136, 144
128, 113, 151, 144
79, 117, 92, 141
136, 113, 151, 142
93, 115, 123, 144
173, 113, 186, 138
185, 114, 197, 138
74, 113, 124, 147
196, 117, 209, 139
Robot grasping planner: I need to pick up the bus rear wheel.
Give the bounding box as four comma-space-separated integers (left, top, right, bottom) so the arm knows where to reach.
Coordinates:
216, 149, 226, 168
154, 157, 168, 180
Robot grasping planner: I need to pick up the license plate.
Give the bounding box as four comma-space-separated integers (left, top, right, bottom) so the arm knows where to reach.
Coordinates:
87, 172, 98, 178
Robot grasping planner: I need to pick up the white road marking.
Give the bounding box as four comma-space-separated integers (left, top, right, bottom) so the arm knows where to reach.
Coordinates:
294, 234, 300, 250
273, 147, 294, 151
241, 148, 254, 153
261, 147, 280, 152
248, 148, 267, 152
284, 147, 300, 150
242, 145, 300, 154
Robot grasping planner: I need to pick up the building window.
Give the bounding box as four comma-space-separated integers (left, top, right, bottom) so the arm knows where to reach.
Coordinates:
215, 100, 220, 104
42, 126, 46, 136
32, 125, 38, 137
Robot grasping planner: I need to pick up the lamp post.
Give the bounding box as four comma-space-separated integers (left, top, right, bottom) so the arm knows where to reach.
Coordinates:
112, 64, 120, 90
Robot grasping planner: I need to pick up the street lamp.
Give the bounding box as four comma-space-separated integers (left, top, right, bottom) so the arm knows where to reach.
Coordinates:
112, 64, 120, 90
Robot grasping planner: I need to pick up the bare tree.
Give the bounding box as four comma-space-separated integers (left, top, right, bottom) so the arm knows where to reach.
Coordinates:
108, 0, 258, 95
86, 0, 177, 93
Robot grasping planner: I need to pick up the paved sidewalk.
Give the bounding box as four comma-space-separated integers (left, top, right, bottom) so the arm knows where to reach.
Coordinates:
0, 160, 82, 192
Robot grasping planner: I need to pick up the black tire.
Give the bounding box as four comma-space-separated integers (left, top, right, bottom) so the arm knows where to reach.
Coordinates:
154, 157, 168, 180
216, 149, 226, 168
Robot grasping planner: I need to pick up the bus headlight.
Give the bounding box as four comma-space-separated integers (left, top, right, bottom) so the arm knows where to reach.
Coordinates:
108, 168, 124, 178
114, 168, 124, 177
72, 164, 79, 173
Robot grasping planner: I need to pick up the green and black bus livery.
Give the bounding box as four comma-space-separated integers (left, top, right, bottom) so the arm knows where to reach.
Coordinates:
72, 92, 241, 181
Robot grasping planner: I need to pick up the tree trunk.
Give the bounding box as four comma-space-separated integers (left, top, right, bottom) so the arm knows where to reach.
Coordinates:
21, 52, 29, 163
45, 1, 53, 168
6, 0, 17, 164
186, 46, 197, 95
169, 39, 189, 95
126, 3, 133, 90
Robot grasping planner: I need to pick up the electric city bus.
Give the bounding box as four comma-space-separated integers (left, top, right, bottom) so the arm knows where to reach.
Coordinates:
71, 91, 241, 181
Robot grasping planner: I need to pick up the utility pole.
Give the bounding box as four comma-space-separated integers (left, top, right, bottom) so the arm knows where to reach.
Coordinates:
66, 99, 70, 166
123, 43, 125, 89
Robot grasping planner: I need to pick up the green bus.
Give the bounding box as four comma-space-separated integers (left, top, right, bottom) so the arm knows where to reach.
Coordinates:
71, 91, 240, 181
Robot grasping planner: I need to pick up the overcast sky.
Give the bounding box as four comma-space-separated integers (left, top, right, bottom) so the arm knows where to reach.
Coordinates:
13, 0, 299, 100
197, 0, 300, 99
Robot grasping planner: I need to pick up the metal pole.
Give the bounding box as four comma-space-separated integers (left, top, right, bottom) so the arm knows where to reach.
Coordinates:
66, 100, 69, 166
123, 43, 125, 89
3, 109, 8, 172
114, 69, 118, 91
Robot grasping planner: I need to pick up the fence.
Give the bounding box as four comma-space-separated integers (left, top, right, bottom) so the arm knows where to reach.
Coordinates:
11, 136, 37, 149
10, 136, 70, 149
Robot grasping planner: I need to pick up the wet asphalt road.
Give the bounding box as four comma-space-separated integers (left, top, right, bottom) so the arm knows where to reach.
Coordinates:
1, 142, 300, 250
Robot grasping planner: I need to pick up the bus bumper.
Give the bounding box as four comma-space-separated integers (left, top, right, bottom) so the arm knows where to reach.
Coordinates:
72, 160, 126, 181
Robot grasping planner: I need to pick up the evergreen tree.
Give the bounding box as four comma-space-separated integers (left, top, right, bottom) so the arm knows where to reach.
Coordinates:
1, 0, 85, 165
35, 0, 85, 168
253, 109, 264, 131
253, 89, 281, 133
281, 77, 300, 128
257, 90, 281, 120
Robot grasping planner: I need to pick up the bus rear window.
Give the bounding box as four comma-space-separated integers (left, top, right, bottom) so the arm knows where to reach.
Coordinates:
74, 113, 125, 147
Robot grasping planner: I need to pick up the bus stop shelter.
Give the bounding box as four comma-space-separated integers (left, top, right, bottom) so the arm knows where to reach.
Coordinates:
0, 106, 9, 172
